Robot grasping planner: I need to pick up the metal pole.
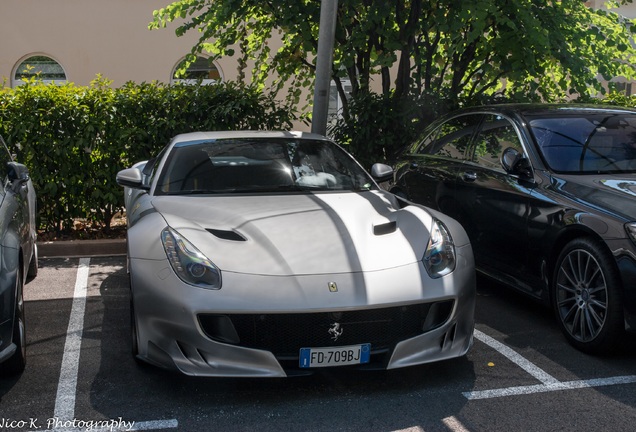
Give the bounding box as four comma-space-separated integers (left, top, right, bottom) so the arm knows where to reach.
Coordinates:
311, 0, 338, 136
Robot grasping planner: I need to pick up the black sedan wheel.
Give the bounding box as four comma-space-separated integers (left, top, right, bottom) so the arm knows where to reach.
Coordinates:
3, 270, 26, 375
553, 238, 623, 354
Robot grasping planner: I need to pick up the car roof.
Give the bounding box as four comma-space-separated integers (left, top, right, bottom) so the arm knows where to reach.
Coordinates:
454, 103, 636, 118
171, 130, 330, 146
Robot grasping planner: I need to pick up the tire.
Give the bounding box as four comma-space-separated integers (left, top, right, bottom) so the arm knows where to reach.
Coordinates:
27, 243, 38, 280
130, 294, 140, 359
128, 251, 145, 365
552, 237, 624, 354
129, 281, 146, 366
3, 269, 26, 375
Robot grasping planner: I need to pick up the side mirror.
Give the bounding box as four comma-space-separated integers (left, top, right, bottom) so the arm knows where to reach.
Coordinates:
7, 162, 29, 184
371, 163, 394, 183
116, 167, 147, 189
501, 147, 533, 179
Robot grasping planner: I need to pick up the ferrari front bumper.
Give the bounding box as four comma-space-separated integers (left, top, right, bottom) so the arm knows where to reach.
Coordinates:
129, 243, 475, 377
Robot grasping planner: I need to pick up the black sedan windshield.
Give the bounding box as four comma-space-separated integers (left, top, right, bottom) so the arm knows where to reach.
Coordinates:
529, 112, 636, 173
156, 138, 375, 195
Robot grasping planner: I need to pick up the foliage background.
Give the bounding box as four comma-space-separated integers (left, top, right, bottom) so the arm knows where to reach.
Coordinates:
151, 0, 636, 168
0, 78, 294, 236
2, 77, 636, 238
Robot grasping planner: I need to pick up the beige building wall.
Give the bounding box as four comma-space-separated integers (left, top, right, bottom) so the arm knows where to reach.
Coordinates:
0, 0, 245, 87
587, 0, 636, 18
2, 1, 634, 115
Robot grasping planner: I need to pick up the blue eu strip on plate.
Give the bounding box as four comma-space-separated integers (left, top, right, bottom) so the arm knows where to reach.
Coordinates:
299, 343, 371, 368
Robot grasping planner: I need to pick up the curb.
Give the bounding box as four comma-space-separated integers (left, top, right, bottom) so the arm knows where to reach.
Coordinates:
37, 239, 127, 258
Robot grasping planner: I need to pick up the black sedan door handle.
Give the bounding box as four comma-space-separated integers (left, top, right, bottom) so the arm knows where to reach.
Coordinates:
462, 171, 477, 182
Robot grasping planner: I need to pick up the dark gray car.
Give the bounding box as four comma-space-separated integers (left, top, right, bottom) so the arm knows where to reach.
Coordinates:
0, 134, 37, 376
390, 104, 636, 354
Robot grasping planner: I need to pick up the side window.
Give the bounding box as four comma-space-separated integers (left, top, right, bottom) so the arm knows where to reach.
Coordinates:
143, 146, 168, 189
472, 114, 523, 171
0, 137, 13, 189
419, 115, 481, 160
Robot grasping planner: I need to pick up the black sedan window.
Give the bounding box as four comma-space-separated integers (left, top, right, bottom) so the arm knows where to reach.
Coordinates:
529, 113, 636, 173
419, 115, 481, 160
471, 115, 524, 171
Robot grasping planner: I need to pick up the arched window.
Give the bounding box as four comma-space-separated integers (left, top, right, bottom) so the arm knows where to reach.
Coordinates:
171, 56, 222, 85
13, 55, 67, 86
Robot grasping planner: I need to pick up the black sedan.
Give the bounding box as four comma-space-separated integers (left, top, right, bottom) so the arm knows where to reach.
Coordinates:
388, 104, 636, 354
0, 134, 37, 376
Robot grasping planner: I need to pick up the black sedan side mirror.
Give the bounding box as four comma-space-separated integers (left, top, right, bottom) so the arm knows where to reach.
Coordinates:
371, 163, 394, 183
501, 147, 533, 179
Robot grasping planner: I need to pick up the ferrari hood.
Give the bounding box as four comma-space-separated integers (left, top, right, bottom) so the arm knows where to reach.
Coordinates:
151, 191, 435, 276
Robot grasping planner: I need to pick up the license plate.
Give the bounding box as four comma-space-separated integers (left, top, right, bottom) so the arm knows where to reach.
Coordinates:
299, 344, 371, 368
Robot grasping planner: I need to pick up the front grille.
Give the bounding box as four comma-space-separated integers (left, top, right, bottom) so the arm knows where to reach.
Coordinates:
198, 300, 454, 359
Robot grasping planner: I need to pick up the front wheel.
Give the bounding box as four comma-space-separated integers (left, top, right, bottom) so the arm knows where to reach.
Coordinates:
130, 296, 139, 358
552, 238, 624, 354
2, 270, 26, 375
27, 243, 38, 280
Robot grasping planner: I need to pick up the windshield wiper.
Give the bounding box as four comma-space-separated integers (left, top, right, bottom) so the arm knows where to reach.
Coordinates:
239, 184, 308, 193
168, 189, 238, 195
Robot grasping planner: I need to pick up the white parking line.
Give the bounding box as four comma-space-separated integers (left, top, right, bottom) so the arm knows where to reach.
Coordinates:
472, 329, 559, 385
442, 416, 471, 432
45, 258, 178, 431
464, 329, 636, 400
44, 419, 179, 432
391, 416, 471, 432
53, 258, 91, 421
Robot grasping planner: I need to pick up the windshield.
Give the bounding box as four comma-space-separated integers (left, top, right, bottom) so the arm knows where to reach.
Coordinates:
155, 138, 375, 195
528, 112, 636, 173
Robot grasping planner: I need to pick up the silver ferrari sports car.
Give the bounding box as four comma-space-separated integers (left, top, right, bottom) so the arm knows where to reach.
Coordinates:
116, 131, 475, 377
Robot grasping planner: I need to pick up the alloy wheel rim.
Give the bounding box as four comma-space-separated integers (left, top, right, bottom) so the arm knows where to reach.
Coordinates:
555, 249, 608, 343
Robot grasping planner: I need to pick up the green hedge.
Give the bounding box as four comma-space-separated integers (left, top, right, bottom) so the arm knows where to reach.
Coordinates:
0, 78, 295, 233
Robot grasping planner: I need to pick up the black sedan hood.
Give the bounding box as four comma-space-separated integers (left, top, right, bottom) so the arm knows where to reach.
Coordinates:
550, 173, 636, 221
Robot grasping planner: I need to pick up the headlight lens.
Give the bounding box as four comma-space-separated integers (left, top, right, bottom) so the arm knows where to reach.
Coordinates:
161, 227, 222, 289
423, 219, 456, 278
626, 222, 636, 244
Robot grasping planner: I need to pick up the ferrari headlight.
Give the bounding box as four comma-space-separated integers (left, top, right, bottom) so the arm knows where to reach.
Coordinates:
626, 222, 636, 244
161, 227, 222, 289
423, 219, 456, 278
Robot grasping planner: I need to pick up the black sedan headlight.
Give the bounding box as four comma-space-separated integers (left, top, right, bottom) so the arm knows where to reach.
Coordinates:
161, 227, 222, 289
423, 219, 456, 278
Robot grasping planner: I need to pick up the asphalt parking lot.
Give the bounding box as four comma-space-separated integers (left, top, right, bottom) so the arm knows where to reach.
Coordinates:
2, 251, 636, 432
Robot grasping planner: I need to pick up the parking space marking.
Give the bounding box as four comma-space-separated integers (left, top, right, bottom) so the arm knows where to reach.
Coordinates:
472, 329, 559, 385
44, 258, 178, 432
442, 416, 471, 432
54, 257, 91, 421
391, 416, 469, 432
464, 329, 636, 400
44, 419, 179, 432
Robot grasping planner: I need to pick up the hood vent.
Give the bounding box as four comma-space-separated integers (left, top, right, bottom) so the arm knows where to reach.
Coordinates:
373, 221, 397, 236
206, 229, 247, 242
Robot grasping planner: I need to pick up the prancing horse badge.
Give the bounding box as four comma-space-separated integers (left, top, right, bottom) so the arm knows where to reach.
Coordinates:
328, 282, 338, 292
